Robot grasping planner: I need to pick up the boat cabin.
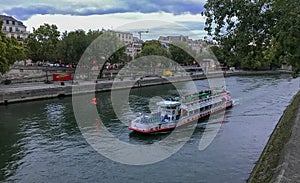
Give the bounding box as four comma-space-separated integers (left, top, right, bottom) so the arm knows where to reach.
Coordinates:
157, 100, 181, 122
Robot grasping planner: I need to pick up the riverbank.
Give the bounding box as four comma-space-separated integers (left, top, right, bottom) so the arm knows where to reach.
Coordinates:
248, 91, 300, 183
0, 70, 292, 105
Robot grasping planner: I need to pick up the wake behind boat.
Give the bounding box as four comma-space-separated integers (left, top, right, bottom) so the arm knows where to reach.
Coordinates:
129, 89, 233, 133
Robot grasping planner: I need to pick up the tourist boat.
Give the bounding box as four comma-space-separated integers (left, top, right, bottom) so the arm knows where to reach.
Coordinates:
128, 89, 233, 133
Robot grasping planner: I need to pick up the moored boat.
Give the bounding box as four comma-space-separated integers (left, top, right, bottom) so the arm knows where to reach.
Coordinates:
129, 89, 233, 133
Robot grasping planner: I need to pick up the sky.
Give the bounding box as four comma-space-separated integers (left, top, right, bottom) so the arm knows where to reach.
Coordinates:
1, 0, 208, 40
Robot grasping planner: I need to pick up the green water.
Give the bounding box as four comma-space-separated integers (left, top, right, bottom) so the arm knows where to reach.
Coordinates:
0, 75, 299, 183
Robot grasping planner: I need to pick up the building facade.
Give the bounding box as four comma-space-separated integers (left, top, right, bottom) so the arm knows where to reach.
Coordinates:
126, 37, 143, 59
0, 15, 29, 42
158, 35, 189, 47
158, 35, 203, 53
108, 30, 144, 58
113, 31, 134, 45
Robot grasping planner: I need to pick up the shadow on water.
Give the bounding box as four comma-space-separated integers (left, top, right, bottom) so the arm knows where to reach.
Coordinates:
0, 99, 81, 182
127, 111, 228, 145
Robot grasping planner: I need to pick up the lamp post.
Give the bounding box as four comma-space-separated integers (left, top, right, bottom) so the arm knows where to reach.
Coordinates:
45, 69, 49, 83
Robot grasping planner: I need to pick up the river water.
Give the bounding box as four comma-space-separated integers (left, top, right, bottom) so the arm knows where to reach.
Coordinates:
0, 75, 299, 183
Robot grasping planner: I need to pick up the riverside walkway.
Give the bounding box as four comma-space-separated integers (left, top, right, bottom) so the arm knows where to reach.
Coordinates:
0, 75, 190, 104
0, 70, 292, 105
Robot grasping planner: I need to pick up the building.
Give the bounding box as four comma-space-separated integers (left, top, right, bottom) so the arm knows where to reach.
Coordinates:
158, 35, 189, 47
0, 15, 30, 42
188, 40, 203, 53
112, 31, 134, 45
107, 30, 144, 58
158, 35, 204, 53
126, 37, 143, 59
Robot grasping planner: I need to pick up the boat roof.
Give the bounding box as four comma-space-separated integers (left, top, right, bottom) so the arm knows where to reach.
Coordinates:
157, 100, 181, 107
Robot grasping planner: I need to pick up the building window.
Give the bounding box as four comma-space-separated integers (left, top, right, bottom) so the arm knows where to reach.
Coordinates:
12, 21, 15, 25
6, 20, 9, 24
9, 27, 12, 32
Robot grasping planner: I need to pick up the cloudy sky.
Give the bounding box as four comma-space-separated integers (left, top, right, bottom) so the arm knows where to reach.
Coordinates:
1, 0, 208, 40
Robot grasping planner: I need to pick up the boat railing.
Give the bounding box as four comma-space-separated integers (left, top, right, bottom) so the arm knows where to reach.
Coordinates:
185, 95, 227, 109
184, 96, 212, 106
140, 112, 161, 124
183, 92, 228, 106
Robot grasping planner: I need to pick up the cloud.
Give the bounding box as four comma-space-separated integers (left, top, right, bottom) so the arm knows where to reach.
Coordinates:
0, 0, 206, 21
4, 6, 54, 20
176, 21, 206, 31
23, 12, 208, 40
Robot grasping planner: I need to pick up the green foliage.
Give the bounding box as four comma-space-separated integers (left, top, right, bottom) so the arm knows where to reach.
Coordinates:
25, 25, 132, 66
108, 46, 131, 64
169, 41, 195, 65
203, 0, 299, 74
272, 0, 300, 76
0, 20, 25, 74
86, 32, 130, 64
208, 46, 226, 63
195, 50, 215, 64
136, 40, 171, 67
57, 30, 91, 64
25, 24, 60, 62
139, 40, 170, 58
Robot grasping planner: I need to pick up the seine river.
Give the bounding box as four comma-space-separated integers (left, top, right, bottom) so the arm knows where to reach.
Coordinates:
0, 75, 299, 183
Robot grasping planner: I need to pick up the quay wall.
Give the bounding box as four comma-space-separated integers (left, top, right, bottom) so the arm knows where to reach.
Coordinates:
0, 70, 292, 105
247, 91, 300, 182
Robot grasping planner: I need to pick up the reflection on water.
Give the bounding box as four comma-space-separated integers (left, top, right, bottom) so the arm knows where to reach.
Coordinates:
0, 75, 299, 182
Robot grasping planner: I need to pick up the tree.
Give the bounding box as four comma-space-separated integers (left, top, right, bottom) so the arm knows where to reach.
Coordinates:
203, 0, 300, 75
139, 40, 170, 58
0, 20, 25, 74
108, 46, 131, 64
203, 0, 277, 70
169, 41, 195, 65
271, 0, 300, 76
25, 24, 60, 62
136, 40, 171, 66
74, 31, 130, 78
57, 30, 89, 64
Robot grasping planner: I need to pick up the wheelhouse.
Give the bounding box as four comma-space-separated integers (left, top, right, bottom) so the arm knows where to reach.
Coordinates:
157, 101, 181, 122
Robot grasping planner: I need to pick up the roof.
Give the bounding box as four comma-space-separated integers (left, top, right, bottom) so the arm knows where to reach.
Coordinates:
157, 100, 181, 107
0, 15, 25, 27
0, 15, 17, 21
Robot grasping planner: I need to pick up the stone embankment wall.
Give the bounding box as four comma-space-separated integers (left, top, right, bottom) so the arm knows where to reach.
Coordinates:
0, 74, 203, 104
0, 70, 292, 105
0, 66, 123, 84
248, 92, 300, 183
